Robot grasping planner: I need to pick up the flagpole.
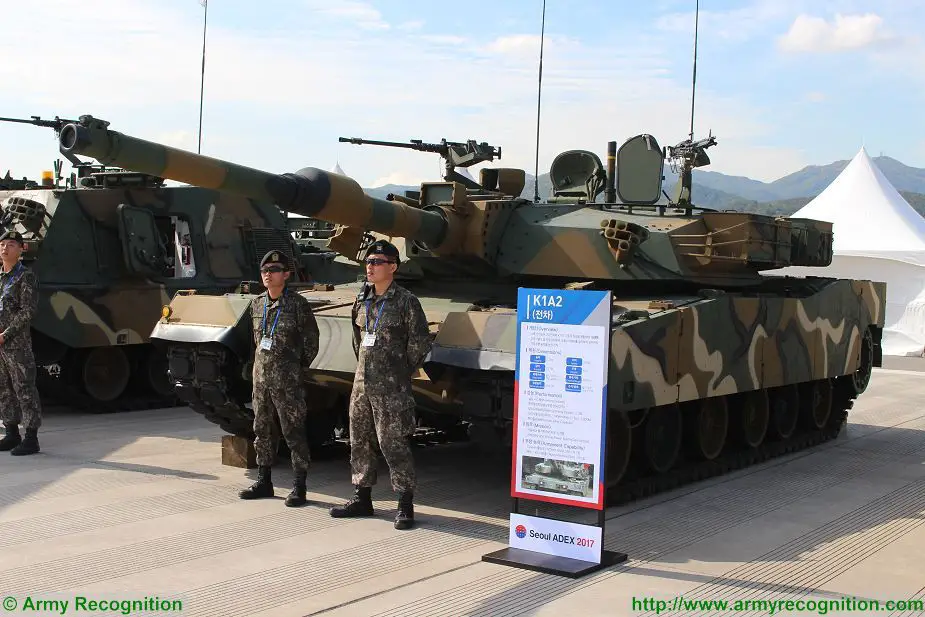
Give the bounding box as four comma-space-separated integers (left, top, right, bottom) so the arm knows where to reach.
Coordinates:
198, 0, 208, 154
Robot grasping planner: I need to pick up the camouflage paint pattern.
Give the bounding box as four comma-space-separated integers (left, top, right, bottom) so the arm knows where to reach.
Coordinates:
59, 118, 449, 251
0, 149, 340, 405
348, 282, 432, 492
64, 117, 888, 495
250, 287, 319, 471
0, 263, 42, 429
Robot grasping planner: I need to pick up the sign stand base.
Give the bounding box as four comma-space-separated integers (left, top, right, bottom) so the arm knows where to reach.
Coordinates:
482, 547, 627, 579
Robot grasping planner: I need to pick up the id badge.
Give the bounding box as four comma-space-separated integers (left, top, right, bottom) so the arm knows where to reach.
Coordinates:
362, 333, 376, 347
260, 337, 273, 351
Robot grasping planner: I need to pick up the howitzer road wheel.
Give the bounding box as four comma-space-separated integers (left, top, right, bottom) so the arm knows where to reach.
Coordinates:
691, 396, 729, 461
738, 390, 770, 449
768, 384, 800, 440
642, 404, 682, 474
81, 347, 131, 403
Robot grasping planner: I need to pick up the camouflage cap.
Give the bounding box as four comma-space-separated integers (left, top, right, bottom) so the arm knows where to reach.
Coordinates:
0, 230, 23, 245
260, 250, 290, 269
365, 239, 401, 263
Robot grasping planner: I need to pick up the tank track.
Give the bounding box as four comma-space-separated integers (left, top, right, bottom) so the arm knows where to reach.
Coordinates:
166, 343, 261, 437
168, 344, 863, 506
605, 376, 858, 506
167, 343, 470, 448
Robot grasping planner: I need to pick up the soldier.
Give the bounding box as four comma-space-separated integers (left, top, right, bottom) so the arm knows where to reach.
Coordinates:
238, 250, 320, 507
330, 239, 432, 530
0, 230, 42, 456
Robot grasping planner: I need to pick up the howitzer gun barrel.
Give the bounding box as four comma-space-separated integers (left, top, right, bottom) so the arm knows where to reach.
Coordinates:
58, 118, 450, 249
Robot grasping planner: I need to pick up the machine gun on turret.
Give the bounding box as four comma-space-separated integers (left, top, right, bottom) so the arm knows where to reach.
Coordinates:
0, 115, 88, 165
338, 136, 502, 191
665, 132, 717, 209
0, 114, 84, 134
1, 114, 160, 189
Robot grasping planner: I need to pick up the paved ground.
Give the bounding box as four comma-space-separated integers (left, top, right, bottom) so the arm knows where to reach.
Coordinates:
1, 361, 924, 617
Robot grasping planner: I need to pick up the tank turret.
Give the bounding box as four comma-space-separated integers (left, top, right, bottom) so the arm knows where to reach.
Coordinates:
59, 115, 833, 288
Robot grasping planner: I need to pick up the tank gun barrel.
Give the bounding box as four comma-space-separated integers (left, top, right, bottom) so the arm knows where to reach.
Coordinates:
58, 116, 451, 250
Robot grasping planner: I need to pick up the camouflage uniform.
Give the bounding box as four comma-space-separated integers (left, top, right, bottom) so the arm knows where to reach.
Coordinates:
0, 256, 42, 456
347, 281, 432, 492
239, 250, 320, 506
249, 288, 319, 471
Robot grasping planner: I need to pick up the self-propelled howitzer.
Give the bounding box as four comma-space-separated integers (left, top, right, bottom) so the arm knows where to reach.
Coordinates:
58, 116, 451, 256
59, 115, 887, 505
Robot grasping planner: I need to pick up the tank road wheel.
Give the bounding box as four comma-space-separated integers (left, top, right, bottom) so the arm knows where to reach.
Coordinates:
605, 410, 632, 487
768, 385, 800, 441
80, 347, 132, 403
642, 404, 682, 474
737, 390, 770, 449
850, 328, 875, 395
691, 396, 728, 461
800, 379, 833, 430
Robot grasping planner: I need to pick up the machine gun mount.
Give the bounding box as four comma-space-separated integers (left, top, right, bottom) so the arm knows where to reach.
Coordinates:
338, 136, 502, 191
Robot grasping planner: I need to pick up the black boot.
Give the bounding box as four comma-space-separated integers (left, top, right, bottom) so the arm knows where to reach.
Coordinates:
239, 465, 274, 499
394, 491, 414, 530
329, 485, 374, 518
0, 423, 21, 452
10, 428, 38, 456
285, 470, 308, 507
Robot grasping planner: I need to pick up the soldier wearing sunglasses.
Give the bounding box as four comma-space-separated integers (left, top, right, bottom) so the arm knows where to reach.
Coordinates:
330, 239, 432, 529
238, 250, 320, 507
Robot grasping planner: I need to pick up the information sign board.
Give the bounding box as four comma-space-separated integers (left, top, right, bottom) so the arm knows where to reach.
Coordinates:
511, 287, 611, 510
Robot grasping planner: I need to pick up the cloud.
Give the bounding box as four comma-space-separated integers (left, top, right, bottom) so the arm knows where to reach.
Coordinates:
302, 0, 389, 30
0, 0, 824, 189
418, 35, 467, 46
656, 0, 798, 42
806, 91, 826, 103
155, 130, 197, 151
371, 172, 427, 188
398, 20, 424, 31
778, 13, 897, 53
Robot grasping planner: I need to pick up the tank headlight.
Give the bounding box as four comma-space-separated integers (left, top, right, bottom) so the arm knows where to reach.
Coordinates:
161, 305, 172, 319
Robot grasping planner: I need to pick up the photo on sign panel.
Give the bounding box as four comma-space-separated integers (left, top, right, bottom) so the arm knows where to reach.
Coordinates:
520, 456, 594, 498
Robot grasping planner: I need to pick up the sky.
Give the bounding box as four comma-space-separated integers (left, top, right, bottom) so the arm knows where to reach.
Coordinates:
1, 0, 923, 189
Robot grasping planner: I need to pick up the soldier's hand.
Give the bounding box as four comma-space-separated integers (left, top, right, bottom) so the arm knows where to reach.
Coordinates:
0, 333, 4, 345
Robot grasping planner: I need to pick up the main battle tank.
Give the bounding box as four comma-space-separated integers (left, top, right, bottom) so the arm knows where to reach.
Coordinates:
58, 114, 885, 503
0, 115, 351, 411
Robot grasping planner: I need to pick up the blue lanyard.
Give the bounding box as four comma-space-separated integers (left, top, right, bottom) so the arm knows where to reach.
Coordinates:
262, 290, 285, 337
1, 263, 22, 298
365, 299, 387, 334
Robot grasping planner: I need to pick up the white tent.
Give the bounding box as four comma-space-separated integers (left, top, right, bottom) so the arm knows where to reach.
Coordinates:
773, 147, 925, 356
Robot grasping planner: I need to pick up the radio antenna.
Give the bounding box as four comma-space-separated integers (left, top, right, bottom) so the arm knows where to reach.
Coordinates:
688, 0, 700, 140
533, 0, 547, 203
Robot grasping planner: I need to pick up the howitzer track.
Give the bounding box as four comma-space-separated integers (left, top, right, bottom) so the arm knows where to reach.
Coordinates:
170, 332, 864, 505
37, 364, 180, 414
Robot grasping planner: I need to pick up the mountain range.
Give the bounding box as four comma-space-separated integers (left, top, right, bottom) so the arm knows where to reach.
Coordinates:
365, 154, 925, 219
